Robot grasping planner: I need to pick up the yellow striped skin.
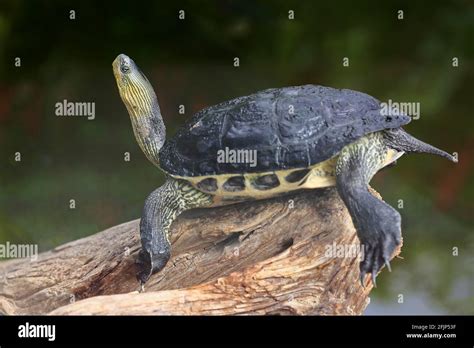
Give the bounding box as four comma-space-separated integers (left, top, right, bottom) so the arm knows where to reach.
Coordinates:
112, 55, 165, 167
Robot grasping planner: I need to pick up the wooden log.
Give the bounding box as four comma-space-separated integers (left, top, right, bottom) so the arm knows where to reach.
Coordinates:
0, 187, 399, 315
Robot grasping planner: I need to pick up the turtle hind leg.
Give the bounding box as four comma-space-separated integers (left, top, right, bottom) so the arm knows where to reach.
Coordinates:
137, 179, 213, 286
335, 132, 402, 287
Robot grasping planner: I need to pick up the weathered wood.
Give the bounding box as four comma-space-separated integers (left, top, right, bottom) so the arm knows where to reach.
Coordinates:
0, 187, 398, 315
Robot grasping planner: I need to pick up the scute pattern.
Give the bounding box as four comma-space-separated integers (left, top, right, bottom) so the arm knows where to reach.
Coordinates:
285, 169, 310, 183
159, 85, 411, 176
196, 178, 218, 192
251, 174, 280, 190
223, 176, 246, 192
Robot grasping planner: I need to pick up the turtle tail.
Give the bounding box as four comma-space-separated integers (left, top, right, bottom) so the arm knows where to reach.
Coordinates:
383, 128, 457, 163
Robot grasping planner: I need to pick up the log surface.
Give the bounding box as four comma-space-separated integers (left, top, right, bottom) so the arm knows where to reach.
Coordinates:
0, 188, 396, 315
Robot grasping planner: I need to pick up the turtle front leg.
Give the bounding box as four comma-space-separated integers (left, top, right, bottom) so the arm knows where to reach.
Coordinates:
137, 179, 213, 286
335, 132, 402, 286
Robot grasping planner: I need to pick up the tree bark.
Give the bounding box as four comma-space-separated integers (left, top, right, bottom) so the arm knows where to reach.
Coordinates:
0, 187, 398, 315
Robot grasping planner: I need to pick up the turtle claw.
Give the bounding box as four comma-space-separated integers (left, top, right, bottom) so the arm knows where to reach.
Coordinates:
359, 267, 378, 288
358, 228, 400, 287
371, 271, 377, 288
359, 270, 378, 288
360, 273, 366, 288
138, 282, 145, 293
385, 260, 392, 272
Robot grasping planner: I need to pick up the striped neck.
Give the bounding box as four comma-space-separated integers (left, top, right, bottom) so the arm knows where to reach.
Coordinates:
129, 107, 165, 167
118, 66, 166, 167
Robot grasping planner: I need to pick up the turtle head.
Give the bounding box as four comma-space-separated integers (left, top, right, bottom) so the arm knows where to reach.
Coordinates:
113, 54, 145, 90
112, 54, 165, 167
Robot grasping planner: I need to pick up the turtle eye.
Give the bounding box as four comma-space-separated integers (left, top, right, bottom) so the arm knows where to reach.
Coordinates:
120, 64, 130, 74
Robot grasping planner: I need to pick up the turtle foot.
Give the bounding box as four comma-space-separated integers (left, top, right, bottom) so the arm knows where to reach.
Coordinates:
358, 219, 401, 287
136, 248, 170, 286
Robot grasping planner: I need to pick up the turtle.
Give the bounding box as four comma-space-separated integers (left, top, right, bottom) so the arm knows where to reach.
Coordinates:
112, 54, 457, 287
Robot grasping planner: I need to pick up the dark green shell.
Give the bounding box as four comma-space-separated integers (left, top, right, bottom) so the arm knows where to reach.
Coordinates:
159, 85, 410, 177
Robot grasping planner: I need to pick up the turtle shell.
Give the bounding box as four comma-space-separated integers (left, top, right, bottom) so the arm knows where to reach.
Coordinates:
159, 85, 410, 177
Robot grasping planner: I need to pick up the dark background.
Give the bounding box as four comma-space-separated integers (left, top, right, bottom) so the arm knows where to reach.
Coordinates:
0, 0, 473, 314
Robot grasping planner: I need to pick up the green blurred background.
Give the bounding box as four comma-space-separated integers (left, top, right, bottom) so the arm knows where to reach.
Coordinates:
0, 0, 473, 314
